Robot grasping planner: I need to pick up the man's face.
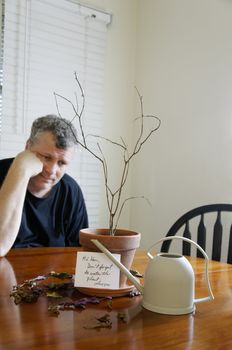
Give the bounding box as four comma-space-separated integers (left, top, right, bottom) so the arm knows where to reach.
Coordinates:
27, 131, 74, 195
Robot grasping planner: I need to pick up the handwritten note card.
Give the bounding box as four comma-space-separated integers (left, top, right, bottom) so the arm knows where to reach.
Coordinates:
74, 252, 121, 289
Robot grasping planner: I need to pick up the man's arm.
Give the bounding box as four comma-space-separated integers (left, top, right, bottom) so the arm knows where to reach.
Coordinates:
0, 151, 43, 257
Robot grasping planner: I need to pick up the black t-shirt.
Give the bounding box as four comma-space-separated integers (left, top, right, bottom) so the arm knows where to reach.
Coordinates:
0, 158, 88, 248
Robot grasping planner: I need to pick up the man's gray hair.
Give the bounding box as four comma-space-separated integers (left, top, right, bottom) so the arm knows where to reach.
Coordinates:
29, 114, 78, 149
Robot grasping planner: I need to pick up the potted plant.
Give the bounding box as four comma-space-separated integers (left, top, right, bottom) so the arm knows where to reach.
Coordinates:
55, 73, 161, 289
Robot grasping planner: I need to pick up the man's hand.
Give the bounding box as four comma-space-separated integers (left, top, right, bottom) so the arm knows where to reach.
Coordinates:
12, 150, 43, 178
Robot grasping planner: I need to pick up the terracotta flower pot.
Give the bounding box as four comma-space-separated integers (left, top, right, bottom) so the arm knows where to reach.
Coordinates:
79, 228, 141, 288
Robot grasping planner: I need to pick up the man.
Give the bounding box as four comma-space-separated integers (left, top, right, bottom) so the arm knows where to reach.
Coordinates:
0, 115, 88, 257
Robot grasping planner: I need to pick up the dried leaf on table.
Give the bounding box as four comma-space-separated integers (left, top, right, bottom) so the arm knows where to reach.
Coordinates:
84, 313, 112, 330
10, 281, 44, 304
129, 289, 141, 297
117, 312, 127, 323
45, 282, 74, 290
106, 298, 113, 310
130, 269, 143, 278
10, 273, 116, 318
46, 291, 63, 298
49, 271, 73, 279
96, 313, 111, 323
48, 304, 61, 316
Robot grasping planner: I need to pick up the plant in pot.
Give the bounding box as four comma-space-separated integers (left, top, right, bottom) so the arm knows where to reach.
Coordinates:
55, 73, 161, 291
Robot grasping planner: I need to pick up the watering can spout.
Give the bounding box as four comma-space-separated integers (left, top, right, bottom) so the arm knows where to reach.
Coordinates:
91, 239, 143, 293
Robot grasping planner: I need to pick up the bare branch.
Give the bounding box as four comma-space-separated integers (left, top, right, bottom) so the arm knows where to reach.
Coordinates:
130, 115, 161, 158
74, 71, 85, 118
133, 87, 145, 154
88, 134, 127, 150
97, 142, 113, 202
54, 73, 161, 235
113, 196, 151, 234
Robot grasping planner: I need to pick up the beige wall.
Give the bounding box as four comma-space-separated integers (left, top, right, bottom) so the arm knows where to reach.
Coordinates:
131, 0, 232, 256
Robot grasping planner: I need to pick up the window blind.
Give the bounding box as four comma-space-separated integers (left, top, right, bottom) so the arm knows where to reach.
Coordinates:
1, 0, 111, 227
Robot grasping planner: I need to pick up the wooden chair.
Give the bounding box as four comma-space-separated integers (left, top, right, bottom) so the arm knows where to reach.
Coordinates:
161, 204, 232, 263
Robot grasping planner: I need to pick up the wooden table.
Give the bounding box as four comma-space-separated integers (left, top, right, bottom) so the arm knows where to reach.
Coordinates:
1, 247, 232, 350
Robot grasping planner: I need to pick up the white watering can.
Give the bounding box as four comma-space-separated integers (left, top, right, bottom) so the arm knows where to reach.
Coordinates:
92, 236, 214, 315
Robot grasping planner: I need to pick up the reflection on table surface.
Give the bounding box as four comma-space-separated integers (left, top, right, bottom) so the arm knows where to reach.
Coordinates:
1, 247, 232, 350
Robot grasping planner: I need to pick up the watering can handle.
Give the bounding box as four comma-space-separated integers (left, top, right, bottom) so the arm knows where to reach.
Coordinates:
147, 236, 214, 303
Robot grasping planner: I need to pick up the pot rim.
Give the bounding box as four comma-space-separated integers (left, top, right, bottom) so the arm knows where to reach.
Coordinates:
79, 228, 141, 237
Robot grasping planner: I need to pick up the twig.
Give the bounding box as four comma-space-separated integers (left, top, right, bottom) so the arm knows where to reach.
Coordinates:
113, 196, 151, 234
54, 73, 161, 235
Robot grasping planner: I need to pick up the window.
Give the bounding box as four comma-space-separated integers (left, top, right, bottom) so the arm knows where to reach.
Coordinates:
1, 0, 111, 226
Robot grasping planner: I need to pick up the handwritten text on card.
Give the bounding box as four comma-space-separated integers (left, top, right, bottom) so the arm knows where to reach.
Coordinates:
74, 252, 121, 289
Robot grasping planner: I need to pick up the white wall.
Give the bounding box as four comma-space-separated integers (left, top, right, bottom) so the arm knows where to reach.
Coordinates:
131, 0, 232, 256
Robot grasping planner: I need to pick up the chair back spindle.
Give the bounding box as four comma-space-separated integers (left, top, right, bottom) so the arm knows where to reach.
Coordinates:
212, 211, 222, 261
227, 225, 232, 264
197, 214, 206, 258
182, 221, 191, 255
161, 204, 232, 263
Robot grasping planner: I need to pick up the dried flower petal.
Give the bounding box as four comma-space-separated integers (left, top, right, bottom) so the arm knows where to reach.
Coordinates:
29, 275, 48, 282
